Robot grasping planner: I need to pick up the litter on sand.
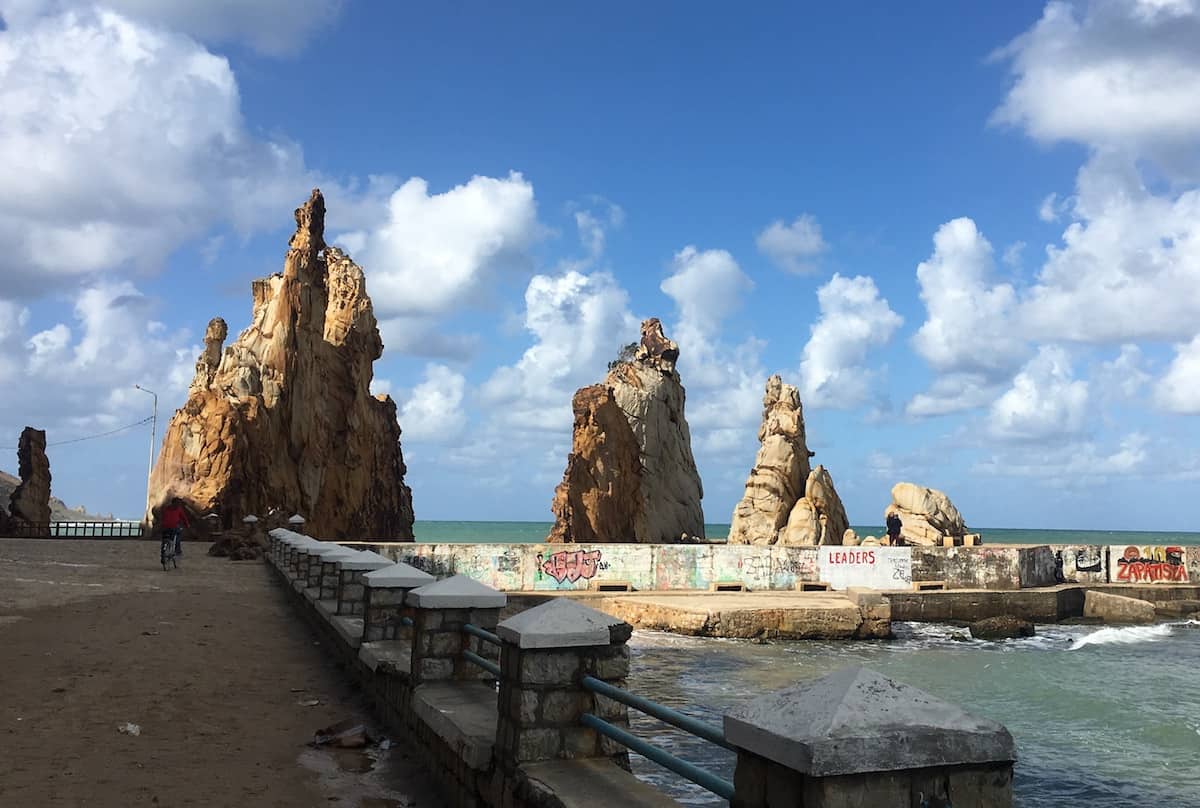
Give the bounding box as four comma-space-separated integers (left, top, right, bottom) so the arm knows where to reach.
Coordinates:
117, 722, 141, 736
311, 718, 377, 749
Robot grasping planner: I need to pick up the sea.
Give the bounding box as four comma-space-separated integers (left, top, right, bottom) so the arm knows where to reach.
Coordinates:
415, 521, 1200, 807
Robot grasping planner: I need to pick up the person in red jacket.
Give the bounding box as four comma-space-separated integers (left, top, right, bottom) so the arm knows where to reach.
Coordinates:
160, 498, 190, 567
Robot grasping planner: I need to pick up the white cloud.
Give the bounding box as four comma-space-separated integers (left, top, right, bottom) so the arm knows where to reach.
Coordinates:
399, 364, 468, 442
1155, 335, 1200, 413
480, 270, 640, 432
345, 173, 541, 320
988, 346, 1089, 441
1001, 241, 1026, 268
799, 274, 902, 409
906, 373, 1000, 418
0, 8, 312, 294
1022, 154, 1200, 343
0, 282, 196, 439
756, 214, 829, 274
661, 246, 765, 455
4, 0, 345, 55
912, 218, 1024, 376
1038, 193, 1061, 222
991, 0, 1200, 159
1097, 344, 1151, 399
974, 432, 1148, 481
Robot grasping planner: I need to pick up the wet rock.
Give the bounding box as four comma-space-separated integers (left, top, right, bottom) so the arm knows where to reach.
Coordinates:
969, 615, 1035, 640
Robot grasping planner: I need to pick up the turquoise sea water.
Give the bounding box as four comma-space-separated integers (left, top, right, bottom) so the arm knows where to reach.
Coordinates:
414, 520, 1200, 546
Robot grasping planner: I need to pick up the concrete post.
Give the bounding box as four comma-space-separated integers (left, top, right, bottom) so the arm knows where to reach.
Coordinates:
406, 575, 506, 685
314, 545, 360, 601
723, 666, 1015, 808
362, 563, 435, 643
493, 599, 633, 767
305, 542, 342, 590
336, 551, 392, 615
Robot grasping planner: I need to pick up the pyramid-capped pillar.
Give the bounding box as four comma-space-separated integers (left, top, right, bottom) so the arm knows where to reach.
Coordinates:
360, 562, 436, 643
333, 550, 394, 617
723, 666, 1015, 808
494, 599, 633, 767
403, 575, 506, 684
314, 544, 361, 600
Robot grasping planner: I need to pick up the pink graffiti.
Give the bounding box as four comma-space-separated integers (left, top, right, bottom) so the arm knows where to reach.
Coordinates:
540, 549, 602, 583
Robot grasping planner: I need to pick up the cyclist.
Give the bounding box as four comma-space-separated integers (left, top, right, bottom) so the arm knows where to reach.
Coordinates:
159, 497, 190, 569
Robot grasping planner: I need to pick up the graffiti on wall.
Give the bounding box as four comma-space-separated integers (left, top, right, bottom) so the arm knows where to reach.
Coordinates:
817, 546, 912, 590
1114, 546, 1189, 583
536, 549, 608, 584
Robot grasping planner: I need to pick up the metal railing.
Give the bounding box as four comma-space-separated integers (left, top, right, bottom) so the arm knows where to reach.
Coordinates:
462, 622, 502, 677
581, 675, 735, 802
4, 521, 144, 539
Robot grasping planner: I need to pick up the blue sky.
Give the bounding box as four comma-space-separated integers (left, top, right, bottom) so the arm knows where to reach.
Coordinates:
2, 0, 1199, 530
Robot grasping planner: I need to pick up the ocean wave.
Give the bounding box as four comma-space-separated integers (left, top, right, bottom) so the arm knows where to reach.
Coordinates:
1070, 624, 1174, 650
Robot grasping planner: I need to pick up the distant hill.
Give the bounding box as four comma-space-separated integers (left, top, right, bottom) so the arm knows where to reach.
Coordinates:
0, 469, 116, 522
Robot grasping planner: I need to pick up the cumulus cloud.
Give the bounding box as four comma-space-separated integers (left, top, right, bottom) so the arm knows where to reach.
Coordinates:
799, 274, 902, 409
974, 432, 1148, 481
0, 8, 312, 295
399, 364, 468, 441
1096, 344, 1151, 399
480, 270, 640, 432
661, 246, 765, 457
988, 346, 1089, 441
912, 218, 1024, 376
1155, 335, 1200, 413
341, 173, 541, 320
756, 214, 829, 274
3, 0, 345, 55
0, 282, 196, 439
991, 0, 1200, 162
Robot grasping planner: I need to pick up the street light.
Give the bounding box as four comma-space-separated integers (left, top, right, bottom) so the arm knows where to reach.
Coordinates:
134, 385, 157, 523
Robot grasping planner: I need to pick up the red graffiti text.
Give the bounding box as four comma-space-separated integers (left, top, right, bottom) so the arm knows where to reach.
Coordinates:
1115, 546, 1188, 583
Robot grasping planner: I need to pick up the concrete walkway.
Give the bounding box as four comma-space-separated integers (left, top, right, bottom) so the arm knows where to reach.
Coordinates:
0, 538, 444, 807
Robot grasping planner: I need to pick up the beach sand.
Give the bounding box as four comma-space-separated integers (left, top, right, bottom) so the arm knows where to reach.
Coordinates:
0, 538, 444, 807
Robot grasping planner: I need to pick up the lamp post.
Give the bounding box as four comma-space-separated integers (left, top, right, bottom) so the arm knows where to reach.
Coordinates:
134, 385, 158, 524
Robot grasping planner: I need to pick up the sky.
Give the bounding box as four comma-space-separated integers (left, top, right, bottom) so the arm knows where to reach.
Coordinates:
2, 0, 1200, 531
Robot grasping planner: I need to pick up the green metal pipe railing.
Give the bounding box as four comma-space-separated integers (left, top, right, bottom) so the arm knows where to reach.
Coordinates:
580, 713, 735, 802
463, 649, 501, 677
463, 623, 501, 645
581, 675, 733, 751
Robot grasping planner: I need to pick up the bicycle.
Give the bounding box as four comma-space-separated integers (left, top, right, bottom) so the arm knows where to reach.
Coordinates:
160, 527, 182, 571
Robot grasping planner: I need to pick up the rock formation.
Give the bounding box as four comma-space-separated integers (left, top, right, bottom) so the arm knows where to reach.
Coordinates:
727, 376, 849, 545
884, 482, 976, 546
547, 318, 704, 542
9, 427, 51, 526
149, 190, 414, 540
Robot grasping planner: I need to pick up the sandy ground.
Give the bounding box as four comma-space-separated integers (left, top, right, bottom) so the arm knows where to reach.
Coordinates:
0, 538, 446, 808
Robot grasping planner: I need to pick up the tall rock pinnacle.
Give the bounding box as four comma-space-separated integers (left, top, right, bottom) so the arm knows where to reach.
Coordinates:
148, 189, 414, 539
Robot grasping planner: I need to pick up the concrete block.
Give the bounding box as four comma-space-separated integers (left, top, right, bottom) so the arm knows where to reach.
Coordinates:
519, 651, 581, 685
723, 666, 1015, 777
408, 574, 507, 609
1084, 590, 1157, 623
497, 598, 628, 649
541, 690, 588, 724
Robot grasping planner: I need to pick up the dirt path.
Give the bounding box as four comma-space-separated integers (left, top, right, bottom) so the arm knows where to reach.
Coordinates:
0, 539, 445, 808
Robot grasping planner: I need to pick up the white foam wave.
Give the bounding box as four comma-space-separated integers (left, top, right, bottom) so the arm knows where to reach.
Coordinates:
1070, 623, 1173, 650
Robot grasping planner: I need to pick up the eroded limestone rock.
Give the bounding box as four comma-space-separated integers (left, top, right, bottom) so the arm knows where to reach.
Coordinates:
9, 427, 51, 526
885, 482, 971, 546
728, 376, 848, 545
149, 190, 414, 540
547, 318, 704, 542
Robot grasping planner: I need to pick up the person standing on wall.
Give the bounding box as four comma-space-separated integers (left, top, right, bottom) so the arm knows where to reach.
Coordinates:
886, 510, 903, 547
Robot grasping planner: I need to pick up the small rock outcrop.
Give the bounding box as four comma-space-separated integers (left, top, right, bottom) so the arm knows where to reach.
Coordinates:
547, 318, 704, 542
149, 190, 415, 540
547, 385, 643, 543
969, 616, 1035, 640
728, 376, 849, 545
9, 427, 51, 526
884, 482, 976, 546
